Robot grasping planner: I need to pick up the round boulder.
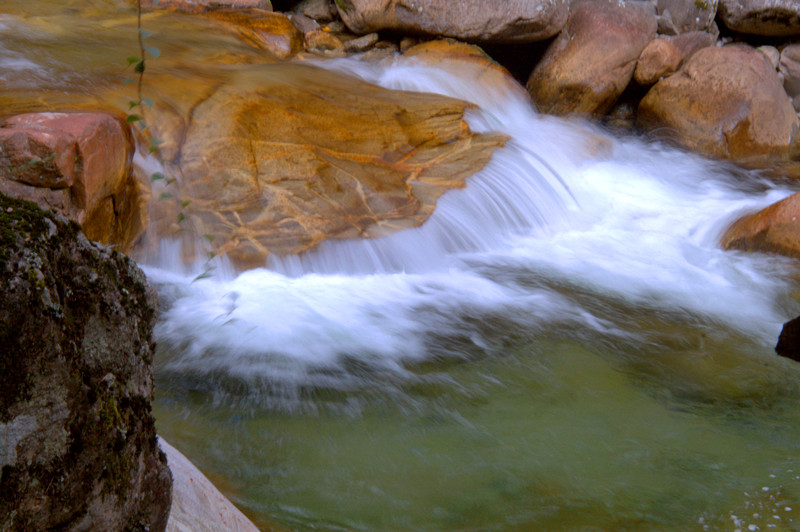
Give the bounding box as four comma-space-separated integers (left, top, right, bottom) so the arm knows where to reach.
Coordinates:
526, 0, 657, 116
638, 44, 800, 163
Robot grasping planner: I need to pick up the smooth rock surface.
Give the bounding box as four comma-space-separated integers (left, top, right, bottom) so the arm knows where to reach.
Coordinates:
780, 44, 800, 102
0, 112, 144, 253
720, 191, 800, 259
718, 0, 800, 36
0, 193, 171, 531
335, 0, 569, 43
634, 31, 716, 85
638, 44, 800, 163
204, 9, 303, 58
141, 64, 506, 268
161, 439, 260, 532
527, 0, 657, 116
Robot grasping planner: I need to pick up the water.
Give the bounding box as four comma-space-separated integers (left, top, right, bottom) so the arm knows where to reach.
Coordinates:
3, 2, 800, 528
149, 58, 800, 530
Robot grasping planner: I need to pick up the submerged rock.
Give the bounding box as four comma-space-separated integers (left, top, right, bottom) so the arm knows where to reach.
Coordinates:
141, 63, 506, 268
334, 0, 569, 43
0, 112, 145, 254
638, 44, 800, 163
526, 0, 657, 116
161, 439, 260, 532
0, 193, 171, 531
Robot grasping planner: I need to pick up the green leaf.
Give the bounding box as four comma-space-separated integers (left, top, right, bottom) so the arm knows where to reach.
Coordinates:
159, 192, 173, 200
192, 269, 214, 283
126, 114, 142, 123
177, 212, 185, 223
139, 28, 153, 38
128, 100, 139, 110
142, 97, 154, 108
166, 177, 176, 185
127, 56, 140, 66
207, 251, 217, 260
204, 234, 215, 243
134, 60, 145, 73
145, 45, 161, 59
150, 172, 166, 181
123, 79, 136, 86
181, 200, 191, 208
334, 0, 348, 13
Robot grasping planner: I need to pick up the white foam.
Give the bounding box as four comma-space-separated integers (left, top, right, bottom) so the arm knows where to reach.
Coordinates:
145, 57, 798, 396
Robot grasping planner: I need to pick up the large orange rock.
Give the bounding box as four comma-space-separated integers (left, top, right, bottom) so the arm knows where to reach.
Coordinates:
720, 192, 800, 259
203, 9, 303, 59
638, 44, 800, 163
0, 112, 145, 252
335, 0, 569, 44
141, 64, 506, 268
526, 0, 656, 116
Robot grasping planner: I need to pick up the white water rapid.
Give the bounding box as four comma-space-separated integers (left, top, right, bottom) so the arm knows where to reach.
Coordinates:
145, 57, 799, 406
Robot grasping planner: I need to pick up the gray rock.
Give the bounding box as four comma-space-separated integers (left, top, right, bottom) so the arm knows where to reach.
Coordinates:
656, 0, 718, 34
780, 44, 800, 97
344, 32, 379, 52
0, 193, 171, 531
335, 0, 569, 43
718, 0, 800, 36
295, 0, 337, 22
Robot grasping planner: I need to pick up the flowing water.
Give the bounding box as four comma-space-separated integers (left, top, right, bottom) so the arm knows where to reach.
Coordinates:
4, 2, 800, 530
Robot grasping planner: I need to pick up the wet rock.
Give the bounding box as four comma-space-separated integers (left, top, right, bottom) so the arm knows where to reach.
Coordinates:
0, 112, 144, 253
638, 44, 800, 163
161, 439, 260, 532
526, 0, 657, 116
0, 193, 171, 531
656, 0, 718, 34
142, 64, 506, 268
404, 39, 530, 101
718, 0, 800, 37
141, 0, 272, 12
776, 315, 800, 363
634, 31, 716, 85
304, 29, 346, 57
335, 0, 569, 44
343, 32, 379, 53
204, 9, 303, 59
720, 191, 800, 259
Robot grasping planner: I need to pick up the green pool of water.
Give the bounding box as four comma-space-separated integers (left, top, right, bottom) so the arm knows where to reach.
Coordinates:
154, 328, 800, 531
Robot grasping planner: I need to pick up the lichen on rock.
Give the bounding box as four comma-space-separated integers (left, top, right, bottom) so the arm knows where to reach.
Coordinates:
0, 192, 171, 531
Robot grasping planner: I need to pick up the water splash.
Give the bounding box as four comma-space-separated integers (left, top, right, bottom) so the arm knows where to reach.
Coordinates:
145, 56, 799, 402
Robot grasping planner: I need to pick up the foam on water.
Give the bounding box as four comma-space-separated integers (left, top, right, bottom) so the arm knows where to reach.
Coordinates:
145, 56, 799, 398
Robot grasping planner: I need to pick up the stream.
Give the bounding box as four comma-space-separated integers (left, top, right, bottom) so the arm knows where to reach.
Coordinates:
3, 1, 800, 530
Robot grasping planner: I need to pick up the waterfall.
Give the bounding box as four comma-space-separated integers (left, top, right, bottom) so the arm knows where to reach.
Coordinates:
145, 56, 799, 402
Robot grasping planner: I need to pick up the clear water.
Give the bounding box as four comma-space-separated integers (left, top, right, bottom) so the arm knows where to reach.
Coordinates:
4, 2, 800, 529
